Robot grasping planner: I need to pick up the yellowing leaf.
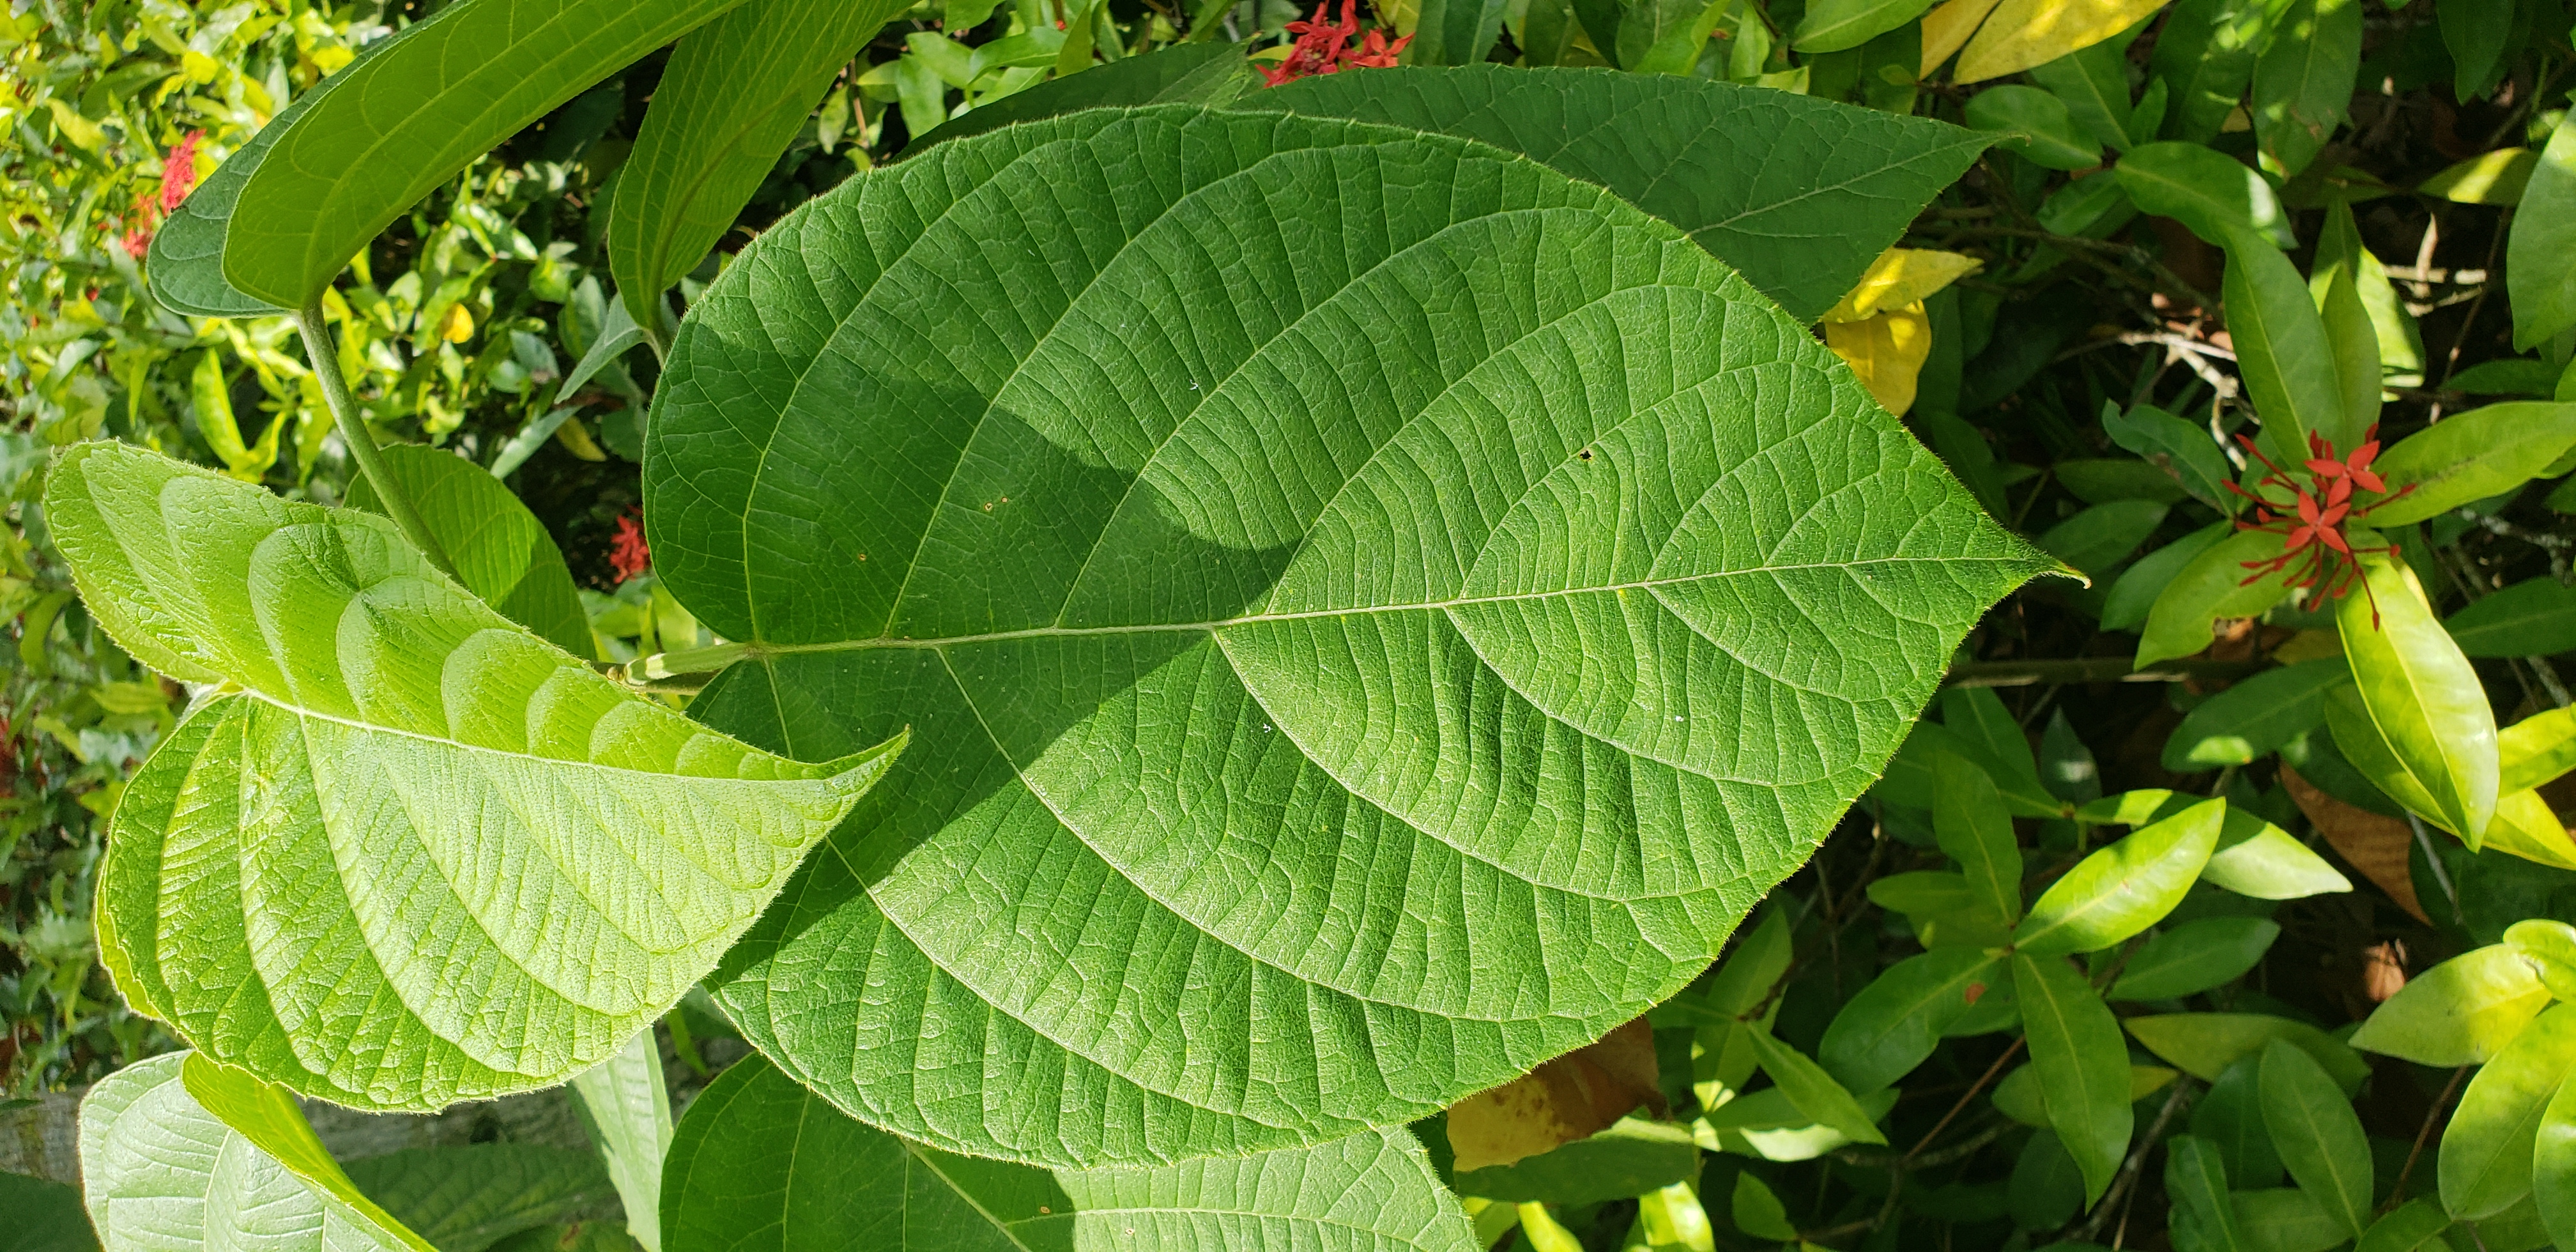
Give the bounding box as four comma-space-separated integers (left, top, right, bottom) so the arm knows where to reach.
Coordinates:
436, 302, 475, 343
2418, 148, 2536, 204
2477, 789, 2576, 871
1921, 0, 2002, 75
1957, 0, 2172, 84
1823, 248, 1985, 322
554, 413, 610, 462
1825, 302, 1933, 415
1448, 1019, 1664, 1172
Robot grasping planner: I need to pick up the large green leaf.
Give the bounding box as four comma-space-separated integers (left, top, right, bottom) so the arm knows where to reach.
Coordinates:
202, 0, 746, 312
648, 105, 2044, 1166
345, 445, 592, 659
661, 1055, 1477, 1251
2013, 953, 2131, 1205
2258, 1039, 2372, 1237
79, 1053, 427, 1252
1240, 66, 1991, 323
48, 443, 900, 1110
344, 1146, 614, 1252
607, 0, 911, 328
2441, 1003, 2576, 1220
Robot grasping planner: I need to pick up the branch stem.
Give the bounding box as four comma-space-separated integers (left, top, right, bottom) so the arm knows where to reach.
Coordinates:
295, 304, 457, 579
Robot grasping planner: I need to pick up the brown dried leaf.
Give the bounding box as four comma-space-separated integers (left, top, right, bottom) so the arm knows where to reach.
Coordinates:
1446, 1018, 1665, 1172
2281, 762, 2428, 923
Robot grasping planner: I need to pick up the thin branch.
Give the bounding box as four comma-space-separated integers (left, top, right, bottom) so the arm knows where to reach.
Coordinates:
2388, 1065, 2472, 1210
1945, 657, 2266, 687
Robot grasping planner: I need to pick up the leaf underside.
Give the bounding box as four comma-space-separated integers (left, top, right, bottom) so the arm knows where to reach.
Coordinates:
645, 105, 2044, 1166
50, 444, 898, 1110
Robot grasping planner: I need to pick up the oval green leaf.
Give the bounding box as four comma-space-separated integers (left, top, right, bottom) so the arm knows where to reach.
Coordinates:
2161, 659, 2347, 771
2365, 402, 2576, 528
2012, 952, 2133, 1205
662, 1054, 1478, 1252
2439, 1002, 2576, 1220
654, 106, 2045, 1166
344, 444, 592, 659
1937, 752, 2026, 923
1817, 948, 2005, 1093
2258, 1039, 2373, 1237
2350, 943, 2552, 1065
2336, 554, 2497, 843
2535, 1060, 2576, 1252
2128, 1013, 2371, 1090
49, 443, 899, 1110
2505, 919, 2576, 1000
2109, 917, 2280, 1001
2447, 578, 2576, 660
2014, 797, 2223, 956
2116, 141, 2293, 248
2507, 114, 2576, 349
2223, 224, 2354, 460
1746, 1027, 1887, 1145
2136, 528, 2300, 667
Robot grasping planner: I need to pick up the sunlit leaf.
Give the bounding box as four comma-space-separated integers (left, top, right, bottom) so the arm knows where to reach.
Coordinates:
2350, 943, 2553, 1066
2440, 1003, 2576, 1220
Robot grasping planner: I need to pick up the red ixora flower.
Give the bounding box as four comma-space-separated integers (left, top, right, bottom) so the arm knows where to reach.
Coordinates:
2228, 425, 2416, 625
159, 130, 205, 214
1258, 0, 1411, 86
610, 510, 651, 583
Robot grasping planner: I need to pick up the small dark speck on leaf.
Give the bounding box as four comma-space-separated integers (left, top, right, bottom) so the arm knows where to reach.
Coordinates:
1577, 448, 1595, 461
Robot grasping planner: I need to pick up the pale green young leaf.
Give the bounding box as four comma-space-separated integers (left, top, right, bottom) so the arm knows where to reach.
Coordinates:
1243, 67, 1992, 323
2508, 116, 2576, 349
2014, 797, 2223, 956
341, 1146, 613, 1252
2334, 554, 2498, 843
2077, 788, 2349, 898
661, 1055, 1478, 1252
2248, 0, 2359, 177
2161, 659, 2347, 770
2536, 1062, 2576, 1252
1746, 1027, 1887, 1145
570, 1032, 671, 1252
2439, 1003, 2576, 1220
1817, 949, 2005, 1093
2128, 1014, 2371, 1090
2118, 143, 2293, 248
2504, 920, 2576, 1000
656, 106, 2043, 1166
220, 0, 748, 311
2109, 917, 2280, 1001
1936, 752, 2026, 922
79, 1053, 428, 1252
2166, 1134, 2246, 1252
2350, 943, 2552, 1065
344, 445, 592, 659
2314, 199, 2425, 388
2364, 402, 2576, 526
48, 443, 899, 1111
2323, 683, 2451, 824
2012, 953, 2132, 1205
608, 0, 911, 328
2223, 224, 2352, 460
2136, 530, 2299, 666
2319, 266, 2381, 434
2259, 1039, 2373, 1237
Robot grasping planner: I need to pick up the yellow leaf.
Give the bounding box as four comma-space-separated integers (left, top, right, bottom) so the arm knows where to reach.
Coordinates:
1920, 0, 2002, 75
1956, 0, 2170, 83
2418, 148, 2536, 204
436, 302, 475, 343
43, 98, 105, 151
554, 414, 610, 462
1446, 1018, 1663, 1172
1825, 303, 1934, 415
1822, 248, 1984, 323
2479, 790, 2576, 871
311, 44, 355, 77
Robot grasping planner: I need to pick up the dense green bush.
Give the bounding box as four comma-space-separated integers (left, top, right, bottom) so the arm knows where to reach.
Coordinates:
8, 0, 2576, 1250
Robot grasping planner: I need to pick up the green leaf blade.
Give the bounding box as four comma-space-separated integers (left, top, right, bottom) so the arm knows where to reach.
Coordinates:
1817, 948, 2005, 1092
2258, 1039, 2373, 1237
2014, 797, 2223, 956
49, 443, 899, 1111
1936, 753, 2026, 922
2012, 952, 2133, 1205
2350, 943, 2552, 1066
654, 105, 2044, 1166
345, 445, 592, 659
2439, 1002, 2576, 1220
2336, 555, 2498, 843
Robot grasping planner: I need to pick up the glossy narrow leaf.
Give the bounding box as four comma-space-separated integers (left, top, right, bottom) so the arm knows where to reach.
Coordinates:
2010, 1130, 2085, 1230
2319, 266, 2381, 434
2078, 789, 2343, 900
2151, 0, 2287, 143
2508, 116, 2576, 349
2136, 528, 2299, 666
2167, 1134, 2246, 1252
1791, 0, 1942, 54
2161, 659, 2347, 770
1936, 752, 2026, 922
2350, 943, 2552, 1065
2446, 577, 2576, 659
2248, 0, 2358, 177
1919, 0, 2000, 73
344, 445, 592, 659
2036, 500, 2167, 576
220, 0, 747, 311
2258, 1039, 2373, 1237
49, 443, 899, 1110
655, 105, 2044, 1166
2223, 224, 2352, 459
2014, 797, 2223, 956
661, 1055, 1478, 1252
1817, 948, 2005, 1092
1653, 908, 1795, 1027
571, 1032, 672, 1252
1745, 1028, 1886, 1145
2128, 1014, 2371, 1090
2364, 402, 2576, 526
2108, 917, 2280, 1000
1243, 66, 1991, 322
341, 1146, 613, 1252
1954, 0, 2165, 83
2103, 406, 2235, 512
908, 43, 1255, 151
1730, 1174, 1798, 1241
609, 0, 911, 328
1411, 0, 1512, 64
2104, 524, 2230, 630
2335, 554, 2498, 843
2117, 142, 2293, 248
2012, 953, 2132, 1205
2439, 1003, 2576, 1220
2536, 1063, 2576, 1252
79, 1053, 427, 1252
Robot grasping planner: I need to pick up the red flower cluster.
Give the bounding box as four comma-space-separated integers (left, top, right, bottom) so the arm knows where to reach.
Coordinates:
610, 511, 651, 583
113, 130, 206, 261
2229, 426, 2415, 622
1258, 0, 1410, 86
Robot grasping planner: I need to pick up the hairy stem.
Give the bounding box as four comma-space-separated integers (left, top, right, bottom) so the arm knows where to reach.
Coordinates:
295, 304, 457, 579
